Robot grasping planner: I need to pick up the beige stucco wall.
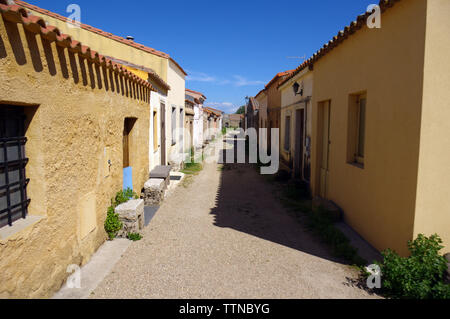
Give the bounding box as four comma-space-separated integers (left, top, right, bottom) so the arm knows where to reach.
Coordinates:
413, 0, 450, 254
256, 93, 268, 129
0, 17, 150, 298
310, 0, 427, 256
18, 8, 168, 81
280, 70, 313, 168
266, 77, 284, 132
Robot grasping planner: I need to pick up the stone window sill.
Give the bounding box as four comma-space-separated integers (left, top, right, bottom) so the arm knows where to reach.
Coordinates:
0, 216, 44, 242
348, 161, 365, 169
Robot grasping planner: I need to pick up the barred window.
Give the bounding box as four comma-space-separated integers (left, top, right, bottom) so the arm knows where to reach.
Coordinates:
0, 106, 30, 228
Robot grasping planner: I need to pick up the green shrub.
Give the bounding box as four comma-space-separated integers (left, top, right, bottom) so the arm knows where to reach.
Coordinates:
377, 234, 450, 299
115, 188, 138, 205
104, 188, 138, 240
105, 207, 122, 240
127, 233, 143, 241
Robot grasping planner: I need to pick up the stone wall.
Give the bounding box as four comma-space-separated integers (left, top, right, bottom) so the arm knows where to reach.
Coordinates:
0, 14, 150, 298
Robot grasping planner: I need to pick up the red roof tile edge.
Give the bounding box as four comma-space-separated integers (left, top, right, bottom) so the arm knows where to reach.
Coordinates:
204, 107, 223, 116
186, 88, 207, 100
105, 56, 171, 91
278, 0, 401, 89
0, 2, 156, 92
14, 0, 188, 76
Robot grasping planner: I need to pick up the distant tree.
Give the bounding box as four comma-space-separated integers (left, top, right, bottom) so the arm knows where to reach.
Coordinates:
235, 106, 245, 115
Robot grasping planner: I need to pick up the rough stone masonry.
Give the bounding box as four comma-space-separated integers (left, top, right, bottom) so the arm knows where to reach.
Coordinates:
115, 199, 145, 238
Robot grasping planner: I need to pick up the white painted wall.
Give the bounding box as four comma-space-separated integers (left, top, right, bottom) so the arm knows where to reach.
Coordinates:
166, 60, 186, 166
149, 91, 167, 171
193, 104, 204, 148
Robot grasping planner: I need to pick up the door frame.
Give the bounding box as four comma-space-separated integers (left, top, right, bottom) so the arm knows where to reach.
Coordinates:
160, 102, 166, 165
319, 100, 331, 199
294, 108, 305, 180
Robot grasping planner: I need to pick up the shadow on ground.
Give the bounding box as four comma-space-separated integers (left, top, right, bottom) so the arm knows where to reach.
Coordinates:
209, 135, 348, 265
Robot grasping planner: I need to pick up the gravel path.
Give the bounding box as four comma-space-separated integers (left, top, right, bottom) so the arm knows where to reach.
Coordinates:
92, 136, 377, 299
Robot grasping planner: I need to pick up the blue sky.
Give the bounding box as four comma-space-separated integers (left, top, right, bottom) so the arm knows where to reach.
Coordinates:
27, 0, 376, 113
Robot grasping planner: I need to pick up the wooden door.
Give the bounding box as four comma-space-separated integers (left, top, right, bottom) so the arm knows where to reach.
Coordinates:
160, 103, 166, 165
123, 121, 130, 168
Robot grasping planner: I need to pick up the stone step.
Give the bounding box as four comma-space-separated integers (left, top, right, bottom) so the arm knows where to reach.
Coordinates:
115, 199, 145, 238
150, 165, 172, 179
143, 178, 165, 206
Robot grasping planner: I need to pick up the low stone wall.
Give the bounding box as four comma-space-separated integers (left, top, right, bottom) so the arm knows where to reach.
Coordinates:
142, 179, 165, 206
115, 200, 145, 238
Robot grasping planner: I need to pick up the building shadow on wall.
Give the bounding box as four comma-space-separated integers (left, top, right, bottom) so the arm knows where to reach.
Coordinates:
209, 134, 347, 265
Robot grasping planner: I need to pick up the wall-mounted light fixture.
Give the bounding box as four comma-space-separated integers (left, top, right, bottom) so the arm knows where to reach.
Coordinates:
293, 82, 304, 96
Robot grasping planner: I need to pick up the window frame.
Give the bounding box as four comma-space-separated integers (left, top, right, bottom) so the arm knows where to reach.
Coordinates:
284, 115, 291, 152
355, 94, 367, 165
0, 107, 30, 228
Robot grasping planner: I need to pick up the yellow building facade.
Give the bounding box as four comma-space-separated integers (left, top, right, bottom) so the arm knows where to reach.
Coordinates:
15, 0, 187, 170
309, 0, 450, 256
0, 4, 151, 297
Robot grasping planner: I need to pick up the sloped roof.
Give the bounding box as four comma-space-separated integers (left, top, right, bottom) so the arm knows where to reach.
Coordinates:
278, 0, 402, 88
186, 88, 207, 100
265, 70, 295, 90
0, 2, 155, 91
14, 0, 188, 76
105, 56, 170, 91
204, 107, 223, 117
228, 114, 243, 121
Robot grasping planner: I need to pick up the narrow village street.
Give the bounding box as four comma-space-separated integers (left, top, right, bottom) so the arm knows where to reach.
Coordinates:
91, 134, 377, 299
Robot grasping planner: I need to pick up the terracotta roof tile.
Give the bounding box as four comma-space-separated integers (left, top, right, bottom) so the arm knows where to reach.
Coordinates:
0, 1, 155, 92
264, 69, 295, 90
14, 0, 188, 76
278, 0, 402, 88
204, 107, 223, 117
105, 56, 171, 91
186, 88, 207, 100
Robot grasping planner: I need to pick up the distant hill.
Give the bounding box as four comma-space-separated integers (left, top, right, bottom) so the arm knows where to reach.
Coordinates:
235, 106, 245, 115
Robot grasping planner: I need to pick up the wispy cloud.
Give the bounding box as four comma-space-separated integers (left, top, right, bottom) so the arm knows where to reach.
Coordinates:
205, 102, 238, 113
186, 71, 263, 87
232, 75, 265, 87
186, 71, 216, 83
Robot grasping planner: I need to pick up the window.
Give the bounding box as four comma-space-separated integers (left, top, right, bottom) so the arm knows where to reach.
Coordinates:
347, 93, 367, 166
153, 111, 158, 151
0, 107, 30, 228
284, 116, 291, 151
171, 107, 177, 145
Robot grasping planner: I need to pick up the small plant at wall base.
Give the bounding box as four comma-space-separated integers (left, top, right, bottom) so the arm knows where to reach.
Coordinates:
127, 233, 143, 241
375, 234, 450, 299
105, 207, 122, 240
104, 188, 138, 240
